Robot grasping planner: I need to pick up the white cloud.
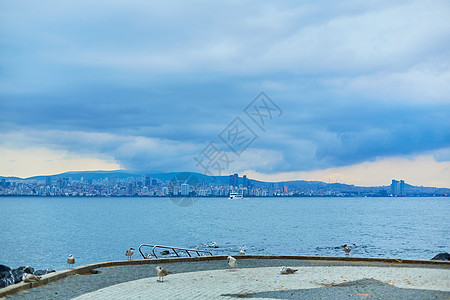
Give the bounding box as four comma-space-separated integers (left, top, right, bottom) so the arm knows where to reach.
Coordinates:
246, 155, 450, 188
326, 63, 450, 103
0, 130, 201, 173
0, 147, 120, 178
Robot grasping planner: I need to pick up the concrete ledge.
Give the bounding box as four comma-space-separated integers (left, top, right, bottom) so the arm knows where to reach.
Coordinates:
1, 255, 448, 298
242, 255, 450, 266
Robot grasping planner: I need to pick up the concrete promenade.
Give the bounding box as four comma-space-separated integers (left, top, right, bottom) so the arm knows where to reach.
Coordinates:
1, 255, 449, 299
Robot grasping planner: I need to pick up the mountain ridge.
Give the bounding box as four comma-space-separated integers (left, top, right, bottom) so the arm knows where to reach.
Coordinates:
0, 170, 448, 191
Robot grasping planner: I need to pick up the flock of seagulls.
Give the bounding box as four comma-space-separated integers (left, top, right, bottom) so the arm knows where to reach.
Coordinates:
60, 244, 354, 283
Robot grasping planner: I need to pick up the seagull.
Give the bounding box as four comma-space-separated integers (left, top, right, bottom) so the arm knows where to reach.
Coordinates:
280, 266, 298, 275
238, 249, 245, 255
145, 254, 152, 259
67, 254, 75, 269
126, 248, 135, 260
227, 256, 237, 268
344, 244, 351, 255
155, 266, 169, 282
22, 273, 41, 282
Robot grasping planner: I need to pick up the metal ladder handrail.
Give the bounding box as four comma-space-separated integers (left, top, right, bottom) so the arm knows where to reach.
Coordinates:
138, 244, 213, 259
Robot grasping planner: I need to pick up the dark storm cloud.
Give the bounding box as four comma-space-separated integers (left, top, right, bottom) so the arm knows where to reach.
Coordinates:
1, 0, 449, 174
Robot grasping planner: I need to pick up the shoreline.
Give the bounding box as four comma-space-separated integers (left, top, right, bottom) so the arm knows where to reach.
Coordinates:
2, 255, 449, 299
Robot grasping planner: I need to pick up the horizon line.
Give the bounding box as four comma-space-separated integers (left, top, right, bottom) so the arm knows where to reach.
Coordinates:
1, 169, 449, 190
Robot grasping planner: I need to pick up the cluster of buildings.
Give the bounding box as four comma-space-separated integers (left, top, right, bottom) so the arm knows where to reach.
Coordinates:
0, 174, 288, 197
390, 179, 406, 196
0, 174, 447, 197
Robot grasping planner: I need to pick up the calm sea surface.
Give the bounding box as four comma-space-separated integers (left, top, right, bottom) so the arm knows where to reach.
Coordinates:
1, 196, 448, 270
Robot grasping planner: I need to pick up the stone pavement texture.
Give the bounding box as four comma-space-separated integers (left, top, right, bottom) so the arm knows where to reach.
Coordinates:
5, 258, 450, 300
73, 266, 450, 300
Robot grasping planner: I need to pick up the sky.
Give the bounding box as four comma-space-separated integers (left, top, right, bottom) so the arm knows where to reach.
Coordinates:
1, 0, 450, 187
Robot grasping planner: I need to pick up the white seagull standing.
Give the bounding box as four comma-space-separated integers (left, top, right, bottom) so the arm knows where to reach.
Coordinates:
280, 266, 298, 275
126, 248, 135, 260
238, 249, 245, 255
155, 266, 169, 282
227, 256, 237, 268
67, 254, 75, 269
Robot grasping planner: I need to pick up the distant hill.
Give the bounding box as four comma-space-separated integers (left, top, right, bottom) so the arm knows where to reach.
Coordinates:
0, 176, 22, 180
25, 170, 137, 181
2, 170, 449, 195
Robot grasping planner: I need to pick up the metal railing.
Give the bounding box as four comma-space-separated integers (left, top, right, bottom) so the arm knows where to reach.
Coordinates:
138, 244, 213, 259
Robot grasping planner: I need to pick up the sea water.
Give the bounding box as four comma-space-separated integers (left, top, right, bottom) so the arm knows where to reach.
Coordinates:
0, 196, 448, 270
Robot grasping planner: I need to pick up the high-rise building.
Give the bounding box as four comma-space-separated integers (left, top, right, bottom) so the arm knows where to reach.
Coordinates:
391, 179, 399, 196
62, 178, 69, 188
181, 183, 189, 195
128, 183, 134, 195
145, 176, 151, 187
173, 185, 180, 196
45, 176, 52, 187
162, 187, 168, 196
243, 175, 248, 188
233, 173, 239, 187
399, 180, 405, 196
229, 173, 239, 187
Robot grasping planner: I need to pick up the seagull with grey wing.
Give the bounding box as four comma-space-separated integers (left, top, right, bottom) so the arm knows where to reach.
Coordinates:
22, 273, 41, 282
344, 244, 351, 255
280, 266, 298, 275
67, 254, 75, 269
126, 248, 134, 260
155, 266, 169, 282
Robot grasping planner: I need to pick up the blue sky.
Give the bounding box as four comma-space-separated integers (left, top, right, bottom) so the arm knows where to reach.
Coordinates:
1, 1, 450, 187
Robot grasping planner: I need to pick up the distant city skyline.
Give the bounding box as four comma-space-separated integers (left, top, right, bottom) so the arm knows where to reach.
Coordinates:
1, 169, 449, 191
1, 2, 449, 188
1, 171, 448, 197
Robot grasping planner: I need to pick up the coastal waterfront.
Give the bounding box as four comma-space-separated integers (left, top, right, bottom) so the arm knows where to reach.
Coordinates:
1, 196, 448, 270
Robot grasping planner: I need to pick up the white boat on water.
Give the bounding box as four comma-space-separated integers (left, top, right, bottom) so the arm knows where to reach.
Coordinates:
229, 192, 244, 199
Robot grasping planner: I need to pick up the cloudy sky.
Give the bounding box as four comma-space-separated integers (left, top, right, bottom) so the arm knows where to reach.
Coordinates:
1, 0, 449, 187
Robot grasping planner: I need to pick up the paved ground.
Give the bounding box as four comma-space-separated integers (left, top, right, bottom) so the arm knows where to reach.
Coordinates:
6, 259, 450, 300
